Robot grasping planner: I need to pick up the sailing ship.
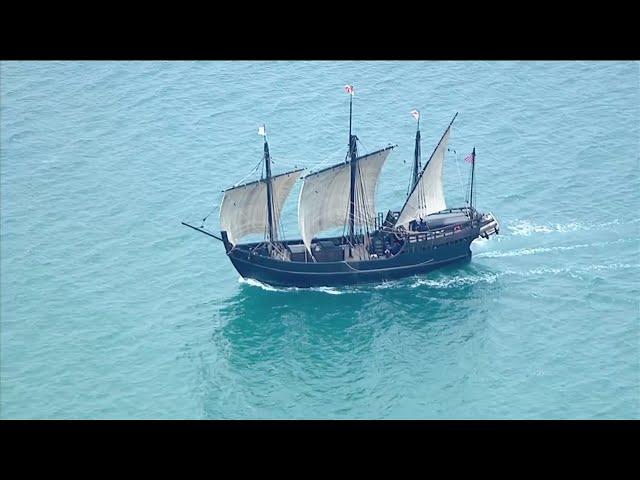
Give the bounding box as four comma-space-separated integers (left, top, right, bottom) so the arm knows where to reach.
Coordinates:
182, 86, 499, 288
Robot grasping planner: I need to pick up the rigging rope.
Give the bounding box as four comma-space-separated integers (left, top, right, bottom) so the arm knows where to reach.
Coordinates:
201, 204, 219, 227
355, 137, 370, 156
232, 157, 264, 187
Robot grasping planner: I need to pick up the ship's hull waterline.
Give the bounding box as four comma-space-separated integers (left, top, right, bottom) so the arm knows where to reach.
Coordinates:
229, 249, 473, 288
226, 218, 486, 288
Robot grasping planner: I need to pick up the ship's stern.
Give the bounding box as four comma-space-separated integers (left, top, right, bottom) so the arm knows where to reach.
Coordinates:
478, 211, 500, 238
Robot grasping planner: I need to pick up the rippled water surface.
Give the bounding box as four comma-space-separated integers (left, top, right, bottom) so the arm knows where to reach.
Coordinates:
1, 61, 638, 418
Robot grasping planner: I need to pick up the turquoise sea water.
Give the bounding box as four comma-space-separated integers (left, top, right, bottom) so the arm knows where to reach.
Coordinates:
1, 61, 638, 419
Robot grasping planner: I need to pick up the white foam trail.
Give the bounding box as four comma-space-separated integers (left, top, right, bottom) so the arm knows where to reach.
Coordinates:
475, 238, 635, 259
504, 218, 638, 238
238, 277, 346, 295
373, 281, 398, 290
507, 221, 556, 236
586, 263, 639, 272
313, 286, 344, 295
477, 244, 589, 258
410, 263, 639, 289
411, 272, 501, 289
239, 277, 282, 292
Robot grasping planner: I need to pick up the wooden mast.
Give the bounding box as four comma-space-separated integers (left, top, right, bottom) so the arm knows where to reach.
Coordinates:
398, 112, 458, 219
347, 87, 358, 242
469, 146, 476, 218
412, 114, 421, 189
262, 125, 276, 243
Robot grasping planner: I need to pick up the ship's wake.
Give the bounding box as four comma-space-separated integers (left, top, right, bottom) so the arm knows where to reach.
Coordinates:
411, 262, 639, 289
502, 218, 639, 238
475, 237, 636, 259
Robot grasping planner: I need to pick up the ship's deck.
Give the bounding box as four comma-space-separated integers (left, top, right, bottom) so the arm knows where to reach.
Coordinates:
233, 208, 479, 264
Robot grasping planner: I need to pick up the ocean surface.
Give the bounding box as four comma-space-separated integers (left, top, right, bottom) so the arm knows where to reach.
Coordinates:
1, 61, 638, 419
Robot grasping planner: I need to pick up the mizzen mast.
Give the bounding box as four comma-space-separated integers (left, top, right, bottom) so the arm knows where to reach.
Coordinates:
468, 146, 476, 218
394, 112, 458, 228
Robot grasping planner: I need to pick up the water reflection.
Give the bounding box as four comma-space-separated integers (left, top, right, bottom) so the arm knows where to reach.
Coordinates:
196, 261, 502, 418
220, 261, 498, 329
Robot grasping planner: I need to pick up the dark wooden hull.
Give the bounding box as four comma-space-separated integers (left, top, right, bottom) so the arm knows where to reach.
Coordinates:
227, 222, 481, 288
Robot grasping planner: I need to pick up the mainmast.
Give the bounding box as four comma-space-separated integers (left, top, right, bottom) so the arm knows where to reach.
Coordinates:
346, 85, 358, 241
411, 109, 421, 190
261, 125, 276, 243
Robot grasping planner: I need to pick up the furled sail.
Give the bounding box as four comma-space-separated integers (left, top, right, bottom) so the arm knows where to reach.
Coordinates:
298, 146, 394, 252
396, 117, 455, 227
220, 168, 304, 245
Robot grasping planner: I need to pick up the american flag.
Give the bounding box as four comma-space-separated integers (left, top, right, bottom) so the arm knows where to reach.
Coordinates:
464, 152, 475, 163
410, 109, 420, 121
344, 84, 354, 95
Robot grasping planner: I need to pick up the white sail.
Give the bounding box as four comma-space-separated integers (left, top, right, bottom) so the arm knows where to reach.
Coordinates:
298, 147, 393, 252
220, 169, 303, 245
396, 126, 452, 227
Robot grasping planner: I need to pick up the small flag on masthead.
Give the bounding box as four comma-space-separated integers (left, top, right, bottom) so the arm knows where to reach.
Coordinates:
464, 149, 475, 163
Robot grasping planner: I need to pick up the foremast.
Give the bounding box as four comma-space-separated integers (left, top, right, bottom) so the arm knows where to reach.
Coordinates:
217, 125, 303, 249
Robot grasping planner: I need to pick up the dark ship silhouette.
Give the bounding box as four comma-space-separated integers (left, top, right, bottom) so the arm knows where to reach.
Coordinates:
183, 86, 499, 287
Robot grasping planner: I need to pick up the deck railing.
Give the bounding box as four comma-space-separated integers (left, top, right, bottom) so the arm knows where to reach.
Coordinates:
373, 208, 474, 242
